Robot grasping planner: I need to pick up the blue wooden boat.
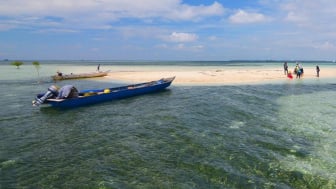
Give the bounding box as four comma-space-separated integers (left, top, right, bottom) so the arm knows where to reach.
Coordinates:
33, 77, 175, 108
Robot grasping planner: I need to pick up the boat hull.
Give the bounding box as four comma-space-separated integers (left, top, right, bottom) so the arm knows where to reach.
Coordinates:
36, 77, 175, 108
52, 71, 109, 81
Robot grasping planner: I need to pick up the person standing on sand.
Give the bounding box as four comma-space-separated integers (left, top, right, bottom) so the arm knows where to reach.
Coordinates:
294, 64, 302, 78
298, 63, 304, 76
316, 65, 320, 77
283, 62, 288, 75
294, 64, 299, 75
97, 64, 100, 72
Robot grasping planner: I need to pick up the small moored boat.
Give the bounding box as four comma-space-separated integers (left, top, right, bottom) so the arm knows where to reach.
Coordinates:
33, 77, 175, 108
52, 71, 109, 81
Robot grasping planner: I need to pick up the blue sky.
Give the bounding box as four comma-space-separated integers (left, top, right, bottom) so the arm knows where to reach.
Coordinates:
0, 0, 335, 60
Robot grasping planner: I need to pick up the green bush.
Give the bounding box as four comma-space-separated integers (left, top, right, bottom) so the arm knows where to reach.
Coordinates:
11, 61, 24, 69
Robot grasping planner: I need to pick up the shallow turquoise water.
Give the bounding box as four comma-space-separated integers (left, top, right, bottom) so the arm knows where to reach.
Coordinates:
1, 61, 336, 188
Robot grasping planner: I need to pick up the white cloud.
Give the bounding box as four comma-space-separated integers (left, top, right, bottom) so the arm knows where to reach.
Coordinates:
229, 10, 269, 24
155, 44, 168, 49
172, 43, 204, 51
208, 36, 217, 41
176, 43, 185, 49
314, 41, 335, 50
90, 47, 100, 52
167, 32, 199, 43
0, 0, 225, 30
0, 22, 16, 31
281, 0, 336, 29
192, 45, 204, 50
156, 42, 204, 51
36, 29, 78, 33
285, 12, 307, 23
168, 2, 224, 21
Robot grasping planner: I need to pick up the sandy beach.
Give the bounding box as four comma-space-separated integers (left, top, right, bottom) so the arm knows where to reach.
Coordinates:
106, 66, 336, 85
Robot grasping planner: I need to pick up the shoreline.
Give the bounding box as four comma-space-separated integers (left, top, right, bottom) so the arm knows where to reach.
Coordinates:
2, 63, 333, 85
105, 66, 336, 85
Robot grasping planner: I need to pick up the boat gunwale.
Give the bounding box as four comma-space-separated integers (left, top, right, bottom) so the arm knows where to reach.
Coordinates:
51, 70, 110, 81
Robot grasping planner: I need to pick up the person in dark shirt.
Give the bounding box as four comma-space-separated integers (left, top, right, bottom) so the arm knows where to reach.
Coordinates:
283, 62, 288, 75
316, 65, 320, 77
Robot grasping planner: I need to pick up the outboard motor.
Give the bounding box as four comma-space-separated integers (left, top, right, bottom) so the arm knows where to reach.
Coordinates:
32, 85, 59, 106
